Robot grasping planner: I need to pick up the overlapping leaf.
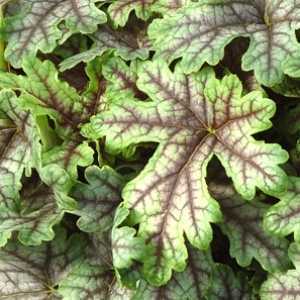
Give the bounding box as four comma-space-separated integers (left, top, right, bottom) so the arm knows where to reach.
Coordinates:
84, 59, 288, 284
4, 0, 107, 68
112, 206, 148, 269
210, 265, 252, 300
108, 0, 189, 27
211, 182, 290, 273
0, 56, 109, 178
0, 227, 86, 299
0, 89, 40, 209
0, 164, 75, 247
60, 22, 151, 71
131, 245, 213, 299
57, 232, 116, 299
263, 177, 300, 243
71, 166, 125, 233
149, 0, 300, 86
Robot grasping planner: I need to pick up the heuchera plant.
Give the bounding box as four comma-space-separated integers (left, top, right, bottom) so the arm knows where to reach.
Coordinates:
1, 0, 300, 299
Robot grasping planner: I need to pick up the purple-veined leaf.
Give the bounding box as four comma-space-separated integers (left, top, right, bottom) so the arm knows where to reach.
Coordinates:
57, 232, 117, 300
71, 166, 125, 233
102, 57, 146, 101
261, 270, 300, 299
149, 0, 300, 86
131, 244, 213, 299
84, 59, 288, 284
259, 242, 300, 299
263, 177, 300, 243
210, 264, 252, 300
0, 89, 40, 209
59, 21, 151, 72
112, 206, 148, 269
211, 182, 290, 273
4, 0, 107, 68
0, 56, 112, 178
0, 227, 86, 299
108, 0, 190, 27
0, 164, 76, 247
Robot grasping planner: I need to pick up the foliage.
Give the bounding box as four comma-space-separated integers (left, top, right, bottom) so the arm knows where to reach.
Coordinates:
0, 0, 300, 299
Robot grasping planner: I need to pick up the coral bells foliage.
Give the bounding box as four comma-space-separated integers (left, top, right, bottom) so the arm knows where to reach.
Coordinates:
3, 1, 300, 299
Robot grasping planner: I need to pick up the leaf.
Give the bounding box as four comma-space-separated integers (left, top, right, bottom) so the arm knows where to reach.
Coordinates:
272, 76, 300, 97
210, 265, 252, 300
42, 141, 94, 179
0, 227, 86, 299
59, 22, 151, 71
102, 57, 146, 101
112, 206, 148, 269
84, 59, 288, 284
264, 177, 300, 243
131, 245, 213, 299
4, 0, 107, 68
0, 89, 40, 208
149, 0, 300, 86
108, 0, 190, 26
210, 182, 290, 273
0, 56, 101, 178
260, 270, 300, 299
0, 165, 74, 246
71, 165, 125, 233
57, 233, 115, 300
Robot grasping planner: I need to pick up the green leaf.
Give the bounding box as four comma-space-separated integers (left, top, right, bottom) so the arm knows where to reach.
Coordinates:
210, 265, 252, 300
264, 177, 300, 243
108, 0, 189, 27
4, 0, 107, 68
0, 89, 40, 208
0, 227, 86, 299
260, 270, 300, 299
132, 245, 213, 299
149, 0, 300, 86
57, 232, 115, 299
272, 76, 300, 97
0, 56, 101, 179
102, 57, 145, 101
211, 182, 290, 273
59, 22, 151, 71
112, 206, 148, 269
71, 165, 125, 233
84, 59, 288, 284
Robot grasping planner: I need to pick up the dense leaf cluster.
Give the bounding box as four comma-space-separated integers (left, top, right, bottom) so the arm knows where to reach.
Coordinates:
1, 0, 300, 299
